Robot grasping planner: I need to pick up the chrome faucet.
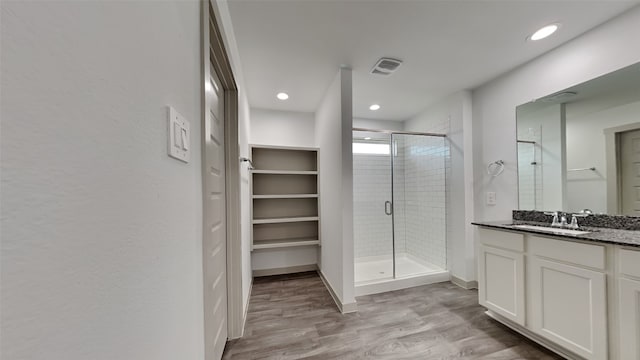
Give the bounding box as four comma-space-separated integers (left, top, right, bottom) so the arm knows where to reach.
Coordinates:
560, 214, 568, 227
544, 211, 561, 227
544, 211, 589, 229
568, 212, 590, 230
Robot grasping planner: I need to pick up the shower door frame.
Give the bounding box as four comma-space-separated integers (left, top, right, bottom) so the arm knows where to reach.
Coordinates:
353, 127, 447, 281
353, 128, 448, 138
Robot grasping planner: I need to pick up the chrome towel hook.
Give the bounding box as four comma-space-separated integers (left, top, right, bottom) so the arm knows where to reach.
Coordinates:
487, 160, 505, 177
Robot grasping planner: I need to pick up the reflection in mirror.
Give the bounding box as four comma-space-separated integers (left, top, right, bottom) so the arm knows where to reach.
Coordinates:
516, 62, 640, 216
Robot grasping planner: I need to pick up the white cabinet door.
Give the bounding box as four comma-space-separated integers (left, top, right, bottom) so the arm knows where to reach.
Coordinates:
478, 244, 525, 326
619, 278, 640, 360
529, 257, 607, 360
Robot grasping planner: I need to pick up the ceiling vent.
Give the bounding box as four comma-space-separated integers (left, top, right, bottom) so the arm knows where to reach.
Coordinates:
370, 57, 403, 76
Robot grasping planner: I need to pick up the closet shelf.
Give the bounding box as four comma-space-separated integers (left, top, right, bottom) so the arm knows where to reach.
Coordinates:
252, 238, 320, 250
252, 216, 319, 224
250, 145, 320, 260
252, 194, 318, 199
251, 170, 318, 175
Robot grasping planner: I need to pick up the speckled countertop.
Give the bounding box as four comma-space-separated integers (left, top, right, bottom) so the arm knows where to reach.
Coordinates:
472, 220, 640, 247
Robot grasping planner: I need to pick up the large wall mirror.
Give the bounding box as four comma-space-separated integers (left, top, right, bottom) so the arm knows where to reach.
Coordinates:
516, 62, 640, 216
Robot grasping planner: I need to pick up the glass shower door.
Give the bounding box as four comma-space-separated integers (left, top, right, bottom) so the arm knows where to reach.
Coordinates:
392, 133, 447, 278
353, 131, 394, 283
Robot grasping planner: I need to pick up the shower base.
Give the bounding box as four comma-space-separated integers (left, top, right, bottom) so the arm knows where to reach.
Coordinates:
354, 254, 449, 296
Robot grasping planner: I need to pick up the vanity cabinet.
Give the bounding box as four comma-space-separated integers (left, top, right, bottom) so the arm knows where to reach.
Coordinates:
477, 228, 526, 325
528, 236, 608, 360
476, 228, 621, 360
618, 248, 640, 360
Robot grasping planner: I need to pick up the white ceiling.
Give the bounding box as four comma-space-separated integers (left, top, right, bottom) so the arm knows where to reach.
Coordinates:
227, 1, 639, 121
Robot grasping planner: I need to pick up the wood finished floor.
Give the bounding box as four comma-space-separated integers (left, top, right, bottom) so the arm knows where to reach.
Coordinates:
222, 272, 563, 359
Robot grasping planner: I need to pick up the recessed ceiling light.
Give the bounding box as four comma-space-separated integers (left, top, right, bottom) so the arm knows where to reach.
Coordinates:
276, 92, 289, 100
364, 137, 372, 140
369, 104, 380, 111
529, 24, 560, 41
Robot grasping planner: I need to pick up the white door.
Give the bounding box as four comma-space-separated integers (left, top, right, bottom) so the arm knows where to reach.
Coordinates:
619, 278, 640, 359
620, 129, 640, 216
478, 245, 525, 326
529, 257, 607, 360
203, 65, 227, 359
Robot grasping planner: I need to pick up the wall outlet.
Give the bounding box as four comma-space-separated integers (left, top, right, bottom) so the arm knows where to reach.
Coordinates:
486, 192, 496, 206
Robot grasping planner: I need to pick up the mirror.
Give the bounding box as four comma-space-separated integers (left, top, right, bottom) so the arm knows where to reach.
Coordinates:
516, 62, 640, 216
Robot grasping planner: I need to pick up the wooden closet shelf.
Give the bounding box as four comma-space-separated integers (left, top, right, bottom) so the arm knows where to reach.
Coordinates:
252, 194, 318, 199
252, 170, 318, 175
253, 238, 320, 250
252, 216, 319, 224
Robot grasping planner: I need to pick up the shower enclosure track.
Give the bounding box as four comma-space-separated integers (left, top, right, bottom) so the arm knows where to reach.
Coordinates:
353, 127, 447, 137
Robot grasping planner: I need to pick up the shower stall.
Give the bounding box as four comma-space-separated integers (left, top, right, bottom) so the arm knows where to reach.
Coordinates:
353, 129, 449, 295
517, 125, 542, 210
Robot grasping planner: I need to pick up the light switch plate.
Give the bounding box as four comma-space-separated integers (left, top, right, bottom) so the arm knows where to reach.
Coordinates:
167, 106, 190, 163
486, 191, 496, 206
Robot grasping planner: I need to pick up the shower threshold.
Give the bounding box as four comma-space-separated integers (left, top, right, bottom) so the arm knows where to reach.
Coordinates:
354, 254, 449, 296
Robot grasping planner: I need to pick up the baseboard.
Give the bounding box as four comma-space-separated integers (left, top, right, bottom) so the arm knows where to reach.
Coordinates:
485, 310, 580, 360
451, 275, 478, 290
317, 270, 358, 314
252, 264, 318, 277
341, 301, 358, 313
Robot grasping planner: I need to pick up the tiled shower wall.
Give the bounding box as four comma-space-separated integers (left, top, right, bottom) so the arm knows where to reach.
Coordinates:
517, 126, 542, 210
400, 135, 447, 269
353, 134, 448, 270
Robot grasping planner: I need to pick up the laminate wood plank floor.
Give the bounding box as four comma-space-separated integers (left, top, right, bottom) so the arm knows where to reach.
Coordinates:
222, 272, 562, 360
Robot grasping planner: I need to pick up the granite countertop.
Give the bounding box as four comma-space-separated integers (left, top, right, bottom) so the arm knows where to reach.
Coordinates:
472, 220, 640, 248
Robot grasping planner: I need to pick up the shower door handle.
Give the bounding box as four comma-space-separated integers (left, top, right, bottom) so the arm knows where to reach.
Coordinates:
384, 201, 393, 215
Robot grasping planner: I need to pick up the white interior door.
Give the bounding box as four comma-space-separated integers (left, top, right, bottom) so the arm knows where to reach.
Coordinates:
620, 129, 640, 216
203, 64, 228, 359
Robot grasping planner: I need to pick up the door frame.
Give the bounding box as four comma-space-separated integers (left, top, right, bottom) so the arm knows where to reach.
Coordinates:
201, 0, 244, 343
604, 122, 640, 214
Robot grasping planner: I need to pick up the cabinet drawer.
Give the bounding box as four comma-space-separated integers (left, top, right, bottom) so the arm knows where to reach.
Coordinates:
478, 228, 525, 252
529, 236, 605, 270
619, 248, 640, 278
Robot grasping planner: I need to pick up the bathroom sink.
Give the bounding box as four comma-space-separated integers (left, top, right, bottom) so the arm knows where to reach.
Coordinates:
511, 224, 592, 236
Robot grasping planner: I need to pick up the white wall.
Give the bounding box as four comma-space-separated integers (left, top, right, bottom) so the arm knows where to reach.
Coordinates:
1, 2, 205, 359
473, 6, 640, 223
250, 108, 315, 147
315, 68, 355, 308
404, 91, 476, 282
353, 118, 404, 131
238, 99, 252, 315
